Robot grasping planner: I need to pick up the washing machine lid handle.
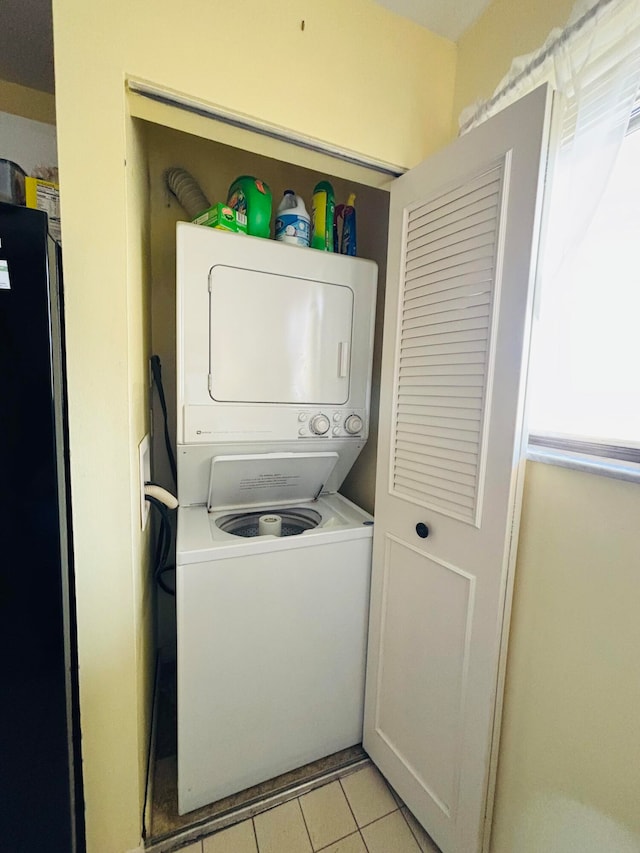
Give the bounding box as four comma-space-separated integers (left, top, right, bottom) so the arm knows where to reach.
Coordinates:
207, 451, 339, 512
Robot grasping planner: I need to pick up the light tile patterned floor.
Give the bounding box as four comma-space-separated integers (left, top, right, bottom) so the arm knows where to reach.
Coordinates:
177, 765, 440, 853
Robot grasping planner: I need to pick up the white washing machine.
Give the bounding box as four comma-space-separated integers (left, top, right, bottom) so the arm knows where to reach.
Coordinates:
175, 224, 377, 815
176, 452, 374, 815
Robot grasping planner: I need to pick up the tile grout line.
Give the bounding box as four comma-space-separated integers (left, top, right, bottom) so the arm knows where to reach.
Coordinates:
338, 772, 401, 841
315, 830, 366, 852
296, 796, 315, 852
311, 827, 360, 853
358, 809, 422, 853
303, 780, 364, 852
399, 807, 425, 852
250, 816, 259, 853
358, 828, 372, 853
337, 777, 359, 823
337, 777, 372, 851
357, 804, 399, 829
357, 806, 402, 830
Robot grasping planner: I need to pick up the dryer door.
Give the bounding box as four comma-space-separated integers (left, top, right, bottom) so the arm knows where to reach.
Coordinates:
209, 266, 353, 404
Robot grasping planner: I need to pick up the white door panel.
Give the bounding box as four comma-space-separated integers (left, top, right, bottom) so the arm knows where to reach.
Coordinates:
375, 535, 474, 815
365, 86, 553, 853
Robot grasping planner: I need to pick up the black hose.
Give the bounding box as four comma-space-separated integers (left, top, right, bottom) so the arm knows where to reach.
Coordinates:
150, 355, 177, 486
145, 492, 176, 596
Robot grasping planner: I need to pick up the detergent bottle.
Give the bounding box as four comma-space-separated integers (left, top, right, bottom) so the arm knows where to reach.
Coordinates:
311, 181, 335, 251
274, 190, 311, 246
226, 176, 272, 238
336, 193, 357, 256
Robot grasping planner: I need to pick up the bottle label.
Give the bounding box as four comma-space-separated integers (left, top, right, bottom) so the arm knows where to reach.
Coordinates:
342, 215, 356, 256
227, 187, 247, 214
275, 213, 311, 246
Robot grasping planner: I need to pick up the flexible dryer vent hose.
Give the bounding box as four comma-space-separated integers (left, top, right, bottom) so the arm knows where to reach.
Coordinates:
164, 167, 210, 220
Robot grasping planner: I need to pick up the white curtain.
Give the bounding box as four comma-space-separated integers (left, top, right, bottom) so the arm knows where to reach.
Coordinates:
459, 0, 640, 443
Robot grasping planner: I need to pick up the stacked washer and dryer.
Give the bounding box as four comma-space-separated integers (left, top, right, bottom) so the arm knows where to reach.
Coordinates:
175, 222, 378, 815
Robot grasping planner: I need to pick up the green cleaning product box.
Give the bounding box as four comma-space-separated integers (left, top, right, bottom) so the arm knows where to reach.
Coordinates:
192, 203, 247, 234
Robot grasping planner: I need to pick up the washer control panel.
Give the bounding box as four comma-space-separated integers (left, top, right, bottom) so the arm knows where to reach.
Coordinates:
296, 409, 367, 438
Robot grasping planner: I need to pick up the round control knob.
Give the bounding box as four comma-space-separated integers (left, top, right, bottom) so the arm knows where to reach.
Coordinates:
332, 427, 340, 436
309, 414, 330, 435
344, 414, 363, 435
298, 413, 307, 422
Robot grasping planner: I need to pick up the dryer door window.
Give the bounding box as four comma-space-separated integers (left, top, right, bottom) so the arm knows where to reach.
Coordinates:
209, 266, 354, 404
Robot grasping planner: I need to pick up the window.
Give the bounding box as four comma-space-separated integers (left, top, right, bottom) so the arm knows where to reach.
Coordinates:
528, 112, 640, 461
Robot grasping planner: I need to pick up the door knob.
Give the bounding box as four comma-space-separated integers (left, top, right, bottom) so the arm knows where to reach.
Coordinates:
416, 523, 430, 539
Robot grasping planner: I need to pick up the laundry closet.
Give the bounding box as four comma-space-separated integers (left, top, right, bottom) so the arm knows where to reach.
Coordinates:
128, 79, 551, 853
135, 101, 392, 842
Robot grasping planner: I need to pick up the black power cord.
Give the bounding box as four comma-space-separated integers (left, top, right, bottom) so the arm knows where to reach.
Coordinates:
149, 354, 178, 596
145, 489, 176, 596
150, 355, 177, 486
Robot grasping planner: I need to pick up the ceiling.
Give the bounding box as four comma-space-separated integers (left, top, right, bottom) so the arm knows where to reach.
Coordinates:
376, 0, 492, 41
0, 0, 490, 97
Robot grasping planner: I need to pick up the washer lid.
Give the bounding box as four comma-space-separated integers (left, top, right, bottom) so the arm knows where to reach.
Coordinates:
207, 452, 339, 512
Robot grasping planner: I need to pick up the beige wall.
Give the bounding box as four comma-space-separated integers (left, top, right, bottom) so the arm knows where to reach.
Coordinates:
453, 0, 575, 133
493, 462, 640, 852
51, 2, 455, 849
0, 78, 56, 123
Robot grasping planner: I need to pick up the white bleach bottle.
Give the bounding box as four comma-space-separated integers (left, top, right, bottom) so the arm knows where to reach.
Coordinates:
274, 190, 311, 246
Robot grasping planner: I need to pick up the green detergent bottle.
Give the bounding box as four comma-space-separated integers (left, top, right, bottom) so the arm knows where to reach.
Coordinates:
227, 176, 272, 238
311, 181, 335, 251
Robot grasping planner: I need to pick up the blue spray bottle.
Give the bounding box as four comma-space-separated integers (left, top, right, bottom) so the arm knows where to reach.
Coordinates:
336, 193, 357, 256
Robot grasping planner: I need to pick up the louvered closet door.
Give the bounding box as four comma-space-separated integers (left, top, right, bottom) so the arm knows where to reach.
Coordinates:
364, 86, 552, 853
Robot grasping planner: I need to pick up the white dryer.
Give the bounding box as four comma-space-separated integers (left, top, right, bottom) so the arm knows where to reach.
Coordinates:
175, 224, 378, 815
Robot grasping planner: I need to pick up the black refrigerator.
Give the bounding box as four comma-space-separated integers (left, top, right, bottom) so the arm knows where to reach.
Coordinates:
0, 202, 85, 851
